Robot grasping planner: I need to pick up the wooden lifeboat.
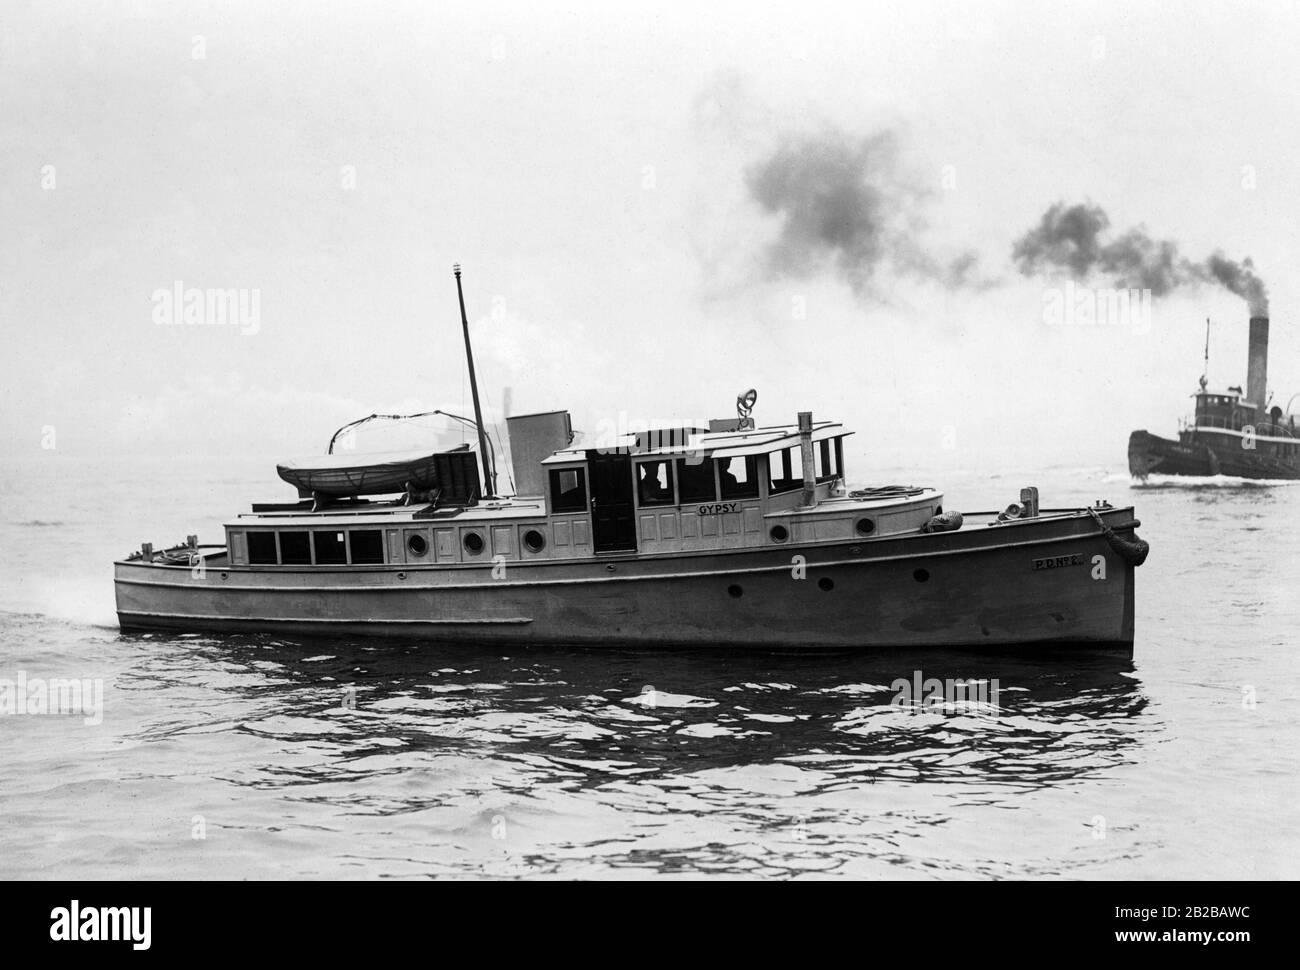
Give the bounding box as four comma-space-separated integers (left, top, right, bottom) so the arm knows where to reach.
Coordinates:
276, 445, 474, 498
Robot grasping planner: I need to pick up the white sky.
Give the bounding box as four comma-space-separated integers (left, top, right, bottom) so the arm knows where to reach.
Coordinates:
3, 0, 1298, 476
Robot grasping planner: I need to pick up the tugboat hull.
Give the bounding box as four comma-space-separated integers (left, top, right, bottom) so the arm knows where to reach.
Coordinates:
1128, 429, 1300, 480
116, 509, 1139, 652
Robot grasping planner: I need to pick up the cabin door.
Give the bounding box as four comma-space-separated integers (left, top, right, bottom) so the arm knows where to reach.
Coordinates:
587, 452, 637, 553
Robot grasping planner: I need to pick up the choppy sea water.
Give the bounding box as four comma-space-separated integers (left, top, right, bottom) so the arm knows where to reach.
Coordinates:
1, 456, 1297, 879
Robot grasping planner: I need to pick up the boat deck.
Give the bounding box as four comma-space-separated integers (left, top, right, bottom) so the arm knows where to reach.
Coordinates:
233, 496, 549, 528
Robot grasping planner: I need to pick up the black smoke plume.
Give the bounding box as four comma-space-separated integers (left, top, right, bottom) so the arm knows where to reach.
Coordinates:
1013, 201, 1267, 314
746, 127, 984, 295
1203, 251, 1269, 317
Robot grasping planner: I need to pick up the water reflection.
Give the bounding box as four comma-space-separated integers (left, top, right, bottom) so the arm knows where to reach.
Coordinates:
108, 634, 1156, 876
122, 635, 1148, 789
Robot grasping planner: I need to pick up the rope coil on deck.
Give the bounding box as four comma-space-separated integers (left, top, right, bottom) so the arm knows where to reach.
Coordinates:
848, 485, 928, 500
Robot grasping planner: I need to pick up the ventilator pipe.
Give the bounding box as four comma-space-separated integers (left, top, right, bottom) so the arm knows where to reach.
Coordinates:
799, 411, 817, 508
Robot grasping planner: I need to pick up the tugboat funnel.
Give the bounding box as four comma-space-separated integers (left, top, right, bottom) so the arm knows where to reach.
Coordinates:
1247, 315, 1269, 410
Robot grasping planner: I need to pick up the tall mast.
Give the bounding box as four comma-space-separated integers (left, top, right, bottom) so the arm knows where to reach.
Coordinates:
453, 263, 495, 499
1200, 317, 1210, 390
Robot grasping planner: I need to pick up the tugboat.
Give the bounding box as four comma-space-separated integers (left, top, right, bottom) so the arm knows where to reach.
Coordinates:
115, 268, 1148, 651
1129, 313, 1300, 480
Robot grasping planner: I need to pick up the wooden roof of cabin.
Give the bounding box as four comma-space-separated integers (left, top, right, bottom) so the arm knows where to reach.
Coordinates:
540, 421, 850, 465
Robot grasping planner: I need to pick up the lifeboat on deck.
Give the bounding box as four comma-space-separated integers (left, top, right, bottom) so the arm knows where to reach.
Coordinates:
276, 408, 489, 501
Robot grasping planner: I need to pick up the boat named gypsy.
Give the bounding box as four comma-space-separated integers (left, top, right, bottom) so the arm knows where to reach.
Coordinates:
115, 404, 1149, 650
115, 268, 1148, 652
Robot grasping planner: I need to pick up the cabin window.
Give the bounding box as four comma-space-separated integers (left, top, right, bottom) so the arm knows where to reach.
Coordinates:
407, 533, 429, 558
676, 458, 716, 503
816, 438, 840, 482
247, 532, 278, 565
637, 460, 675, 506
523, 529, 546, 553
463, 531, 485, 555
314, 531, 347, 565
350, 530, 384, 565
549, 467, 588, 513
768, 447, 804, 494
718, 455, 759, 500
279, 531, 311, 565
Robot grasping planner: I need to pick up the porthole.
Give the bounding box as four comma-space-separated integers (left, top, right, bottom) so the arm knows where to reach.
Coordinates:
856, 517, 876, 536
523, 529, 546, 553
818, 577, 834, 591
913, 568, 930, 583
727, 584, 744, 598
770, 525, 789, 543
463, 531, 485, 555
407, 534, 429, 558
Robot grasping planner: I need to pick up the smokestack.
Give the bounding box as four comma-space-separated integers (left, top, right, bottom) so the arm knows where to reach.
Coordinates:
1247, 315, 1269, 409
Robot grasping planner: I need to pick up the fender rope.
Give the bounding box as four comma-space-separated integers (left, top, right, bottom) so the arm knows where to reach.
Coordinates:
1088, 508, 1150, 567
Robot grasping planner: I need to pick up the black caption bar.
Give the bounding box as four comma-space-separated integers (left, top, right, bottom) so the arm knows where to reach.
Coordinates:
2, 880, 1281, 958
